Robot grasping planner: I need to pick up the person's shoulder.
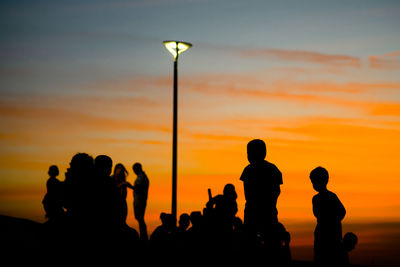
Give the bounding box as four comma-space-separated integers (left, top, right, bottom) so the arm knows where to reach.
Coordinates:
264, 160, 281, 171
240, 164, 252, 181
326, 190, 339, 199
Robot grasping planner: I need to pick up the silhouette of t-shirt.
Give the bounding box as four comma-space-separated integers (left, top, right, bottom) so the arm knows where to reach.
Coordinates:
240, 160, 282, 224
134, 172, 149, 200
312, 190, 346, 264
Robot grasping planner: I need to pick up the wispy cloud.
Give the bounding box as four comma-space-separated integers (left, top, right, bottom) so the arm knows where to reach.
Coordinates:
240, 48, 361, 67
369, 51, 400, 70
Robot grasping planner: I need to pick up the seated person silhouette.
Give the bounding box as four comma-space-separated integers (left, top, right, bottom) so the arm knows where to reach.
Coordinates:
205, 184, 238, 233
240, 139, 283, 239
150, 212, 176, 255
341, 232, 358, 265
42, 165, 65, 222
274, 222, 292, 264
310, 166, 346, 266
176, 213, 190, 238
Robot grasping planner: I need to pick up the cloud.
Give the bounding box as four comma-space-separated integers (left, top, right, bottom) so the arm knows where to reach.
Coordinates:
195, 42, 362, 68
240, 48, 361, 67
369, 51, 400, 70
0, 102, 171, 134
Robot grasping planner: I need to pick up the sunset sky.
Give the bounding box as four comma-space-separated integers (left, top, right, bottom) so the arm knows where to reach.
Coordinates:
1, 0, 400, 265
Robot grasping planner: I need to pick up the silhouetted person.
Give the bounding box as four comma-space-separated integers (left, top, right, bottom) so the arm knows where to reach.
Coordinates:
341, 232, 358, 265
94, 155, 120, 231
63, 153, 95, 224
128, 162, 149, 241
240, 139, 283, 240
310, 166, 346, 266
42, 165, 65, 222
274, 222, 292, 265
112, 163, 129, 228
149, 212, 176, 258
206, 184, 238, 232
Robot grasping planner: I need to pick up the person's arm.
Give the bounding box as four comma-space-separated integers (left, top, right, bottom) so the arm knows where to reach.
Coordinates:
336, 195, 346, 221
312, 195, 320, 219
125, 182, 134, 190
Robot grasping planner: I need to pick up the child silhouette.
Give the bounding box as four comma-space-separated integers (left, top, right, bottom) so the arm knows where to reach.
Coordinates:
310, 166, 346, 266
240, 139, 283, 237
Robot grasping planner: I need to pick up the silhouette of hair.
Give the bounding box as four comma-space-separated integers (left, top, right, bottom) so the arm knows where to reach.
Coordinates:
94, 155, 113, 176
247, 139, 267, 163
310, 166, 329, 188
343, 232, 358, 252
133, 162, 143, 174
70, 153, 93, 171
113, 163, 128, 182
48, 165, 59, 177
223, 183, 237, 200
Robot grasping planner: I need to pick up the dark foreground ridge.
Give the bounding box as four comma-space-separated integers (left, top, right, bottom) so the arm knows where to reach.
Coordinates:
0, 214, 366, 266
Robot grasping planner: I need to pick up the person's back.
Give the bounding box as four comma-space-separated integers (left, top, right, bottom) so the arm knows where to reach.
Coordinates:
310, 167, 346, 265
240, 139, 282, 235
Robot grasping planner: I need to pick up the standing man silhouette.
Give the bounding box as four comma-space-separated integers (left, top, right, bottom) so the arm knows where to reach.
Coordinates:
128, 162, 149, 241
240, 139, 283, 242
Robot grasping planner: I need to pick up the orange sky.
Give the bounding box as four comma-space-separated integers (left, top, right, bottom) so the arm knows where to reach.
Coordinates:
1, 2, 400, 265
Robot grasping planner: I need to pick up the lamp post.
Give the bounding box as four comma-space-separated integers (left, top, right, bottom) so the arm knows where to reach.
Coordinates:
163, 40, 192, 223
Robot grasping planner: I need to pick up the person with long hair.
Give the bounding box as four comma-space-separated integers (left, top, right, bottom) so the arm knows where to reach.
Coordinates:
112, 163, 129, 228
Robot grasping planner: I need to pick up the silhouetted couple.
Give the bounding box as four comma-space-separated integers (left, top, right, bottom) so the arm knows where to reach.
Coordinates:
111, 162, 149, 241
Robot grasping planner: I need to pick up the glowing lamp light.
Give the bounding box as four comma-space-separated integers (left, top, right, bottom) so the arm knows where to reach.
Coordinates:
163, 40, 192, 60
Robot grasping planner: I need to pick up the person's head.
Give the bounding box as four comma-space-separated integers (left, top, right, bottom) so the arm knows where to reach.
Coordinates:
178, 213, 190, 230
48, 165, 59, 177
247, 139, 267, 163
94, 155, 113, 177
223, 183, 237, 200
343, 232, 358, 252
190, 211, 203, 227
160, 212, 175, 231
310, 166, 329, 192
70, 153, 94, 172
113, 163, 128, 182
132, 162, 143, 175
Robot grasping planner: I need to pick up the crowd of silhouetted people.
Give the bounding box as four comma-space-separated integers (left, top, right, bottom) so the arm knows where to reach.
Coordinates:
41, 139, 357, 265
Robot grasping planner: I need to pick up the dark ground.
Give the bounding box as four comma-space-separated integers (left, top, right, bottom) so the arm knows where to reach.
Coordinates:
0, 214, 370, 266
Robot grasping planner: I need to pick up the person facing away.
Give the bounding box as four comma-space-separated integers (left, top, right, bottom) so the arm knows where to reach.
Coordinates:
127, 162, 149, 241
240, 139, 283, 237
310, 166, 346, 266
112, 163, 129, 228
42, 165, 65, 222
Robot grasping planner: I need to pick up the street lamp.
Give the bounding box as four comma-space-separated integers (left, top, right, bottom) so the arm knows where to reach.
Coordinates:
163, 40, 192, 223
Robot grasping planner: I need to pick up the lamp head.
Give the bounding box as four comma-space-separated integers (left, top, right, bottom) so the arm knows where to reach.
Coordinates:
163, 40, 192, 60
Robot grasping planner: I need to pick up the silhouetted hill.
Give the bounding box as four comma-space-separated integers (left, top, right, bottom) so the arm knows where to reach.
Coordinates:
0, 215, 44, 263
